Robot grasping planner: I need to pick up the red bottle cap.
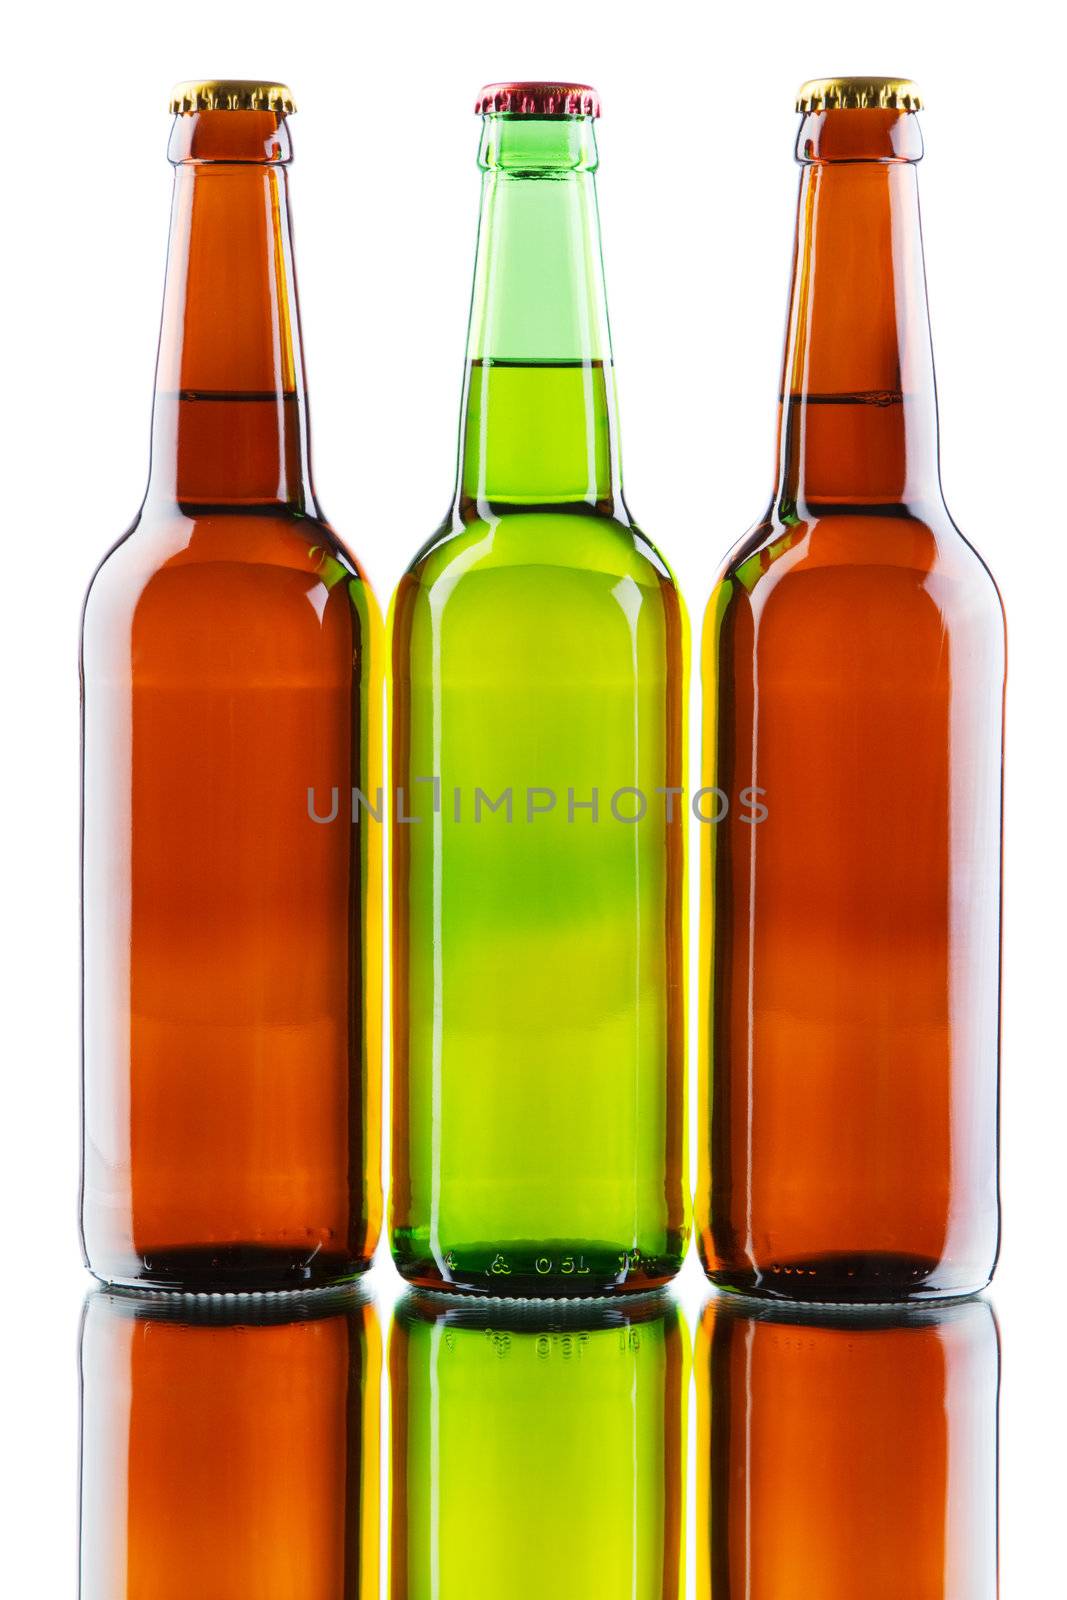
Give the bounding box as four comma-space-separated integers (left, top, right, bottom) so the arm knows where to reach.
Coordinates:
475, 82, 601, 118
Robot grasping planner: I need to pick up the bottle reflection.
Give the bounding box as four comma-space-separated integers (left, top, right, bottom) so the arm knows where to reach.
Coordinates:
79, 1287, 380, 1599
389, 1291, 687, 1598
696, 1296, 999, 1598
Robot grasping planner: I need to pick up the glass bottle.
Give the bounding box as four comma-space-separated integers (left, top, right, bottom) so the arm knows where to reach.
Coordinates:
695, 1294, 999, 1598
389, 1291, 687, 1597
390, 82, 688, 1296
80, 82, 382, 1290
698, 78, 1005, 1300
79, 1286, 380, 1598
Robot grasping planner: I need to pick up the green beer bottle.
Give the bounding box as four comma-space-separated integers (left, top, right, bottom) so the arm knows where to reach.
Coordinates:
389, 1292, 688, 1597
390, 82, 688, 1295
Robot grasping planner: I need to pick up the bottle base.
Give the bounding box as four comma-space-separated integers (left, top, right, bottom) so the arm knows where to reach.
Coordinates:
87, 1243, 374, 1295
392, 1232, 686, 1298
703, 1250, 991, 1306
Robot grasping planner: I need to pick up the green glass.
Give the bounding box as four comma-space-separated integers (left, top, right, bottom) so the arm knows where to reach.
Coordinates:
390, 104, 688, 1296
389, 1291, 688, 1598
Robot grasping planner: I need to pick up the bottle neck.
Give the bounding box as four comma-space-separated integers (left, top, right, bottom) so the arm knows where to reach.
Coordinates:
774, 109, 941, 515
456, 115, 622, 514
146, 110, 315, 514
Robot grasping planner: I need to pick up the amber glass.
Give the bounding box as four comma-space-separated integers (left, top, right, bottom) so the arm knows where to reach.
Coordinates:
699, 106, 1005, 1300
80, 108, 382, 1289
695, 1295, 999, 1598
79, 1287, 380, 1599
389, 1290, 688, 1598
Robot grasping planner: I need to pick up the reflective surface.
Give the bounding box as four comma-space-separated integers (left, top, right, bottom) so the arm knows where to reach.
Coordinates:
695, 1295, 999, 1598
388, 1291, 688, 1597
24, 1274, 1016, 1596
78, 1287, 380, 1598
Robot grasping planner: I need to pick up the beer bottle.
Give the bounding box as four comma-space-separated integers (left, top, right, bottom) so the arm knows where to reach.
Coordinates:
695, 1296, 999, 1599
698, 79, 1005, 1299
80, 82, 382, 1290
390, 83, 688, 1295
389, 1292, 687, 1598
79, 1287, 380, 1598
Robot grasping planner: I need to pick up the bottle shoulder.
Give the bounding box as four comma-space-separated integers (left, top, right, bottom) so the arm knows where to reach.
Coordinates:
86, 505, 377, 589
404, 503, 677, 593
706, 501, 1003, 626
81, 504, 381, 643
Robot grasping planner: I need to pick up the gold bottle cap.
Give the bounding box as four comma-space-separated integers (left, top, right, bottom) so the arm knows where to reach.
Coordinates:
168, 80, 297, 115
796, 77, 922, 113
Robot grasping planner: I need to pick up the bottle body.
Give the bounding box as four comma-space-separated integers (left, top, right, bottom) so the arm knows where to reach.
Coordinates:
81, 506, 382, 1288
390, 100, 687, 1294
80, 103, 382, 1290
392, 499, 686, 1292
695, 1295, 999, 1599
79, 1287, 381, 1598
698, 99, 1004, 1301
389, 1291, 687, 1598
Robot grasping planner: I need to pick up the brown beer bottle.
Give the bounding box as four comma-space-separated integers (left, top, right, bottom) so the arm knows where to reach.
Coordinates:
698, 79, 1005, 1300
80, 82, 382, 1290
79, 1288, 381, 1599
695, 1296, 999, 1599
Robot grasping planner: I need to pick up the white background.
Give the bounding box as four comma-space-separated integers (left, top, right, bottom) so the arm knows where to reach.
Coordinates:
1, 0, 1063, 1591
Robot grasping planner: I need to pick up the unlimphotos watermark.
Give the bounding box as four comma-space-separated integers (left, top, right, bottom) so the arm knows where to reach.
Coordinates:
307, 781, 768, 826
